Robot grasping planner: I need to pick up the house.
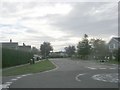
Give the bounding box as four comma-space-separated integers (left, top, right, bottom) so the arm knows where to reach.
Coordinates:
18, 43, 31, 52
49, 51, 67, 58
1, 39, 18, 50
108, 37, 120, 52
1, 39, 31, 52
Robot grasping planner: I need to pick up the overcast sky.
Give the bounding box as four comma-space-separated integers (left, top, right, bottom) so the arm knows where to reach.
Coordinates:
0, 0, 118, 51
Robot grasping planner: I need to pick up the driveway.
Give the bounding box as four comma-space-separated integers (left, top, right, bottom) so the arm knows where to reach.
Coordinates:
2, 58, 119, 88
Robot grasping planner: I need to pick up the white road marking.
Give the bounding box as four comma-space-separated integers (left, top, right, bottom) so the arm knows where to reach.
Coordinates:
16, 77, 22, 79
6, 82, 12, 84
19, 74, 32, 77
87, 67, 97, 70
76, 73, 86, 82
87, 66, 118, 70
11, 79, 18, 81
109, 68, 116, 70
3, 74, 32, 89
21, 75, 27, 77
92, 73, 118, 83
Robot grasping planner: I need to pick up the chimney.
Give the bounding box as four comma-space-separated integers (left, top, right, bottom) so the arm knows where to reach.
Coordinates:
10, 39, 12, 43
23, 43, 25, 46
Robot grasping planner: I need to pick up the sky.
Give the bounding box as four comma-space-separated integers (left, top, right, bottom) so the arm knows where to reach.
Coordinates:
0, 0, 118, 51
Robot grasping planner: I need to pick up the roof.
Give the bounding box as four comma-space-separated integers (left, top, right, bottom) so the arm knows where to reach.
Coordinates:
1, 42, 18, 44
114, 37, 120, 42
1, 42, 18, 46
19, 45, 31, 47
108, 37, 120, 44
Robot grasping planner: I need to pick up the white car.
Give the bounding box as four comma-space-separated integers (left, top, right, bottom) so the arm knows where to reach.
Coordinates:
33, 54, 42, 60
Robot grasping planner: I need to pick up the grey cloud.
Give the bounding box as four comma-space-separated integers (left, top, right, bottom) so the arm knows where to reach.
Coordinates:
25, 29, 39, 34
0, 2, 118, 51
0, 2, 58, 17
1, 2, 17, 13
49, 2, 118, 37
30, 36, 55, 42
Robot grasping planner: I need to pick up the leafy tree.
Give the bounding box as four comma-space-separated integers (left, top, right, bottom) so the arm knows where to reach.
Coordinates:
64, 45, 76, 57
32, 47, 39, 54
77, 34, 91, 59
84, 34, 88, 38
90, 39, 109, 59
40, 42, 53, 59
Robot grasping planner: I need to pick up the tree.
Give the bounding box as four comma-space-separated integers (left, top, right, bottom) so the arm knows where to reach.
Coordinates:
40, 42, 53, 59
77, 34, 91, 59
90, 39, 109, 59
64, 45, 76, 57
32, 47, 39, 54
84, 34, 88, 39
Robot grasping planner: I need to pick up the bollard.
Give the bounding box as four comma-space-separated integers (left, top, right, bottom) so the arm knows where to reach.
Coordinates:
30, 59, 33, 64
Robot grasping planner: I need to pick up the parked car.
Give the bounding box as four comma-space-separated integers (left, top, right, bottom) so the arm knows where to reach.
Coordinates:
33, 54, 42, 61
99, 59, 109, 62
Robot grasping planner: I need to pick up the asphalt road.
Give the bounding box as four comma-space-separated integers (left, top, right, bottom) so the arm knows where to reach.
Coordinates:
2, 58, 119, 88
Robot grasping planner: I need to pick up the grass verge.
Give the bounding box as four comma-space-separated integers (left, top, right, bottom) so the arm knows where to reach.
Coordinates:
95, 59, 119, 65
106, 60, 119, 64
3, 60, 56, 76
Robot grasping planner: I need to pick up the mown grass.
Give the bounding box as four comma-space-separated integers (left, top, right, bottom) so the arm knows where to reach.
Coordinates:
106, 60, 119, 64
95, 59, 119, 65
3, 60, 56, 76
71, 57, 119, 65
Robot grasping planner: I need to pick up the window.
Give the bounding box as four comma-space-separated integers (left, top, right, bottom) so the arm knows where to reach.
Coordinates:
113, 44, 116, 49
109, 44, 113, 49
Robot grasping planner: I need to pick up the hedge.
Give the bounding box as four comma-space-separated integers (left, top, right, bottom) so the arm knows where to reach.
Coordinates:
2, 47, 33, 68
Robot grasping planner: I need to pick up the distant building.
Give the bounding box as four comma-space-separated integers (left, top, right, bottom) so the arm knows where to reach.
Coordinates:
108, 37, 120, 52
1, 39, 18, 50
18, 43, 31, 52
1, 39, 31, 52
49, 51, 67, 58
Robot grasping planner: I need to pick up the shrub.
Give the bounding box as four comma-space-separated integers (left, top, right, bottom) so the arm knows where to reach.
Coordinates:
2, 47, 33, 68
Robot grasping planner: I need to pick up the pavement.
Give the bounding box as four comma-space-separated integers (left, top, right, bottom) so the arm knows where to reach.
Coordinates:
2, 58, 119, 88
